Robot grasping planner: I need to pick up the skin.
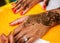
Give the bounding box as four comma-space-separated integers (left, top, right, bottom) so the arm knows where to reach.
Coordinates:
8, 32, 15, 43
12, 0, 50, 14
10, 8, 60, 43
0, 32, 15, 43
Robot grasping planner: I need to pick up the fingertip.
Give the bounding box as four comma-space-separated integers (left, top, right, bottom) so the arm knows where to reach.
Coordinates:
9, 20, 19, 26
20, 11, 23, 15
9, 16, 28, 26
43, 4, 46, 10
12, 8, 17, 14
9, 21, 18, 26
9, 21, 20, 26
9, 22, 14, 26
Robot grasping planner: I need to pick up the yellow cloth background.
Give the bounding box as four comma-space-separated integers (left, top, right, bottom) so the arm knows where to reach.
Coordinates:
0, 3, 60, 43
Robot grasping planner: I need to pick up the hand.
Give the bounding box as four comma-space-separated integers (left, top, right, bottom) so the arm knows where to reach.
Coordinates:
10, 15, 50, 43
14, 23, 50, 43
12, 0, 50, 14
0, 32, 14, 43
10, 8, 60, 43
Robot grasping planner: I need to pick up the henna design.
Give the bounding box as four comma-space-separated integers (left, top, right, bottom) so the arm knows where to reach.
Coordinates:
22, 8, 60, 27
40, 11, 60, 26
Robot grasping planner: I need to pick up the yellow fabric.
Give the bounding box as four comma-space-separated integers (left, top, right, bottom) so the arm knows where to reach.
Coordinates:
0, 3, 45, 35
0, 3, 60, 43
42, 25, 60, 43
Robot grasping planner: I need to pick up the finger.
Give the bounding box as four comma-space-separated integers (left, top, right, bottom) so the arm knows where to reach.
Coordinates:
15, 0, 27, 12
13, 26, 23, 36
15, 0, 21, 4
12, 0, 20, 6
14, 27, 30, 42
26, 36, 38, 43
12, 0, 23, 13
0, 35, 2, 43
14, 0, 23, 8
22, 0, 41, 15
18, 35, 32, 43
14, 0, 27, 13
14, 29, 26, 42
14, 4, 22, 13
10, 16, 28, 26
1, 34, 8, 43
12, 4, 21, 14
17, 35, 31, 43
8, 32, 15, 43
16, 0, 32, 13
14, 24, 32, 42
17, 37, 25, 43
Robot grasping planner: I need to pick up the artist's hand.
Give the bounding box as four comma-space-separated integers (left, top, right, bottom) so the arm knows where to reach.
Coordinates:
12, 0, 49, 14
0, 32, 14, 43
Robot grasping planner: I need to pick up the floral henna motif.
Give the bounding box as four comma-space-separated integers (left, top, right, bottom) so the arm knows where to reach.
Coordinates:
22, 8, 60, 27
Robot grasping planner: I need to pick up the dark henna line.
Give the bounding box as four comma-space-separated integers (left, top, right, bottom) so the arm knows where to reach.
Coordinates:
40, 12, 54, 26
17, 0, 25, 10
14, 0, 22, 8
28, 14, 41, 24
17, 0, 22, 5
23, 0, 33, 10
23, 14, 41, 27
23, 0, 43, 11
17, 4, 21, 10
14, 30, 21, 36
21, 0, 27, 6
15, 33, 27, 43
40, 11, 60, 26
17, 0, 27, 10
22, 8, 60, 28
8, 37, 10, 43
54, 12, 60, 24
23, 4, 29, 10
21, 0, 26, 6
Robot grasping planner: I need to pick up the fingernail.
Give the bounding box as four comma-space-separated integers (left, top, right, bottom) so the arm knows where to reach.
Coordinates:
43, 4, 46, 10
12, 8, 17, 14
20, 11, 23, 15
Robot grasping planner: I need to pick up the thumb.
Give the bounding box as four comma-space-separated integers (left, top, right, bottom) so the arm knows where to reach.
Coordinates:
10, 16, 28, 26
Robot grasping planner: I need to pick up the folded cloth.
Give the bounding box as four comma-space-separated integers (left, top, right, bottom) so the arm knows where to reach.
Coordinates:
33, 39, 50, 43
39, 0, 60, 10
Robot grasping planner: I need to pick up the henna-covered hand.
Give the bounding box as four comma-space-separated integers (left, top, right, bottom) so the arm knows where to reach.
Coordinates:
10, 8, 60, 43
